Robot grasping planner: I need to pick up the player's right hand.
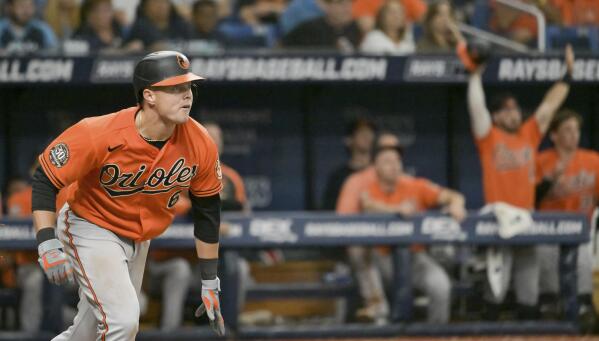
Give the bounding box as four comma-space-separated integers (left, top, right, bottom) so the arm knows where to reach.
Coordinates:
38, 239, 74, 285
195, 277, 225, 336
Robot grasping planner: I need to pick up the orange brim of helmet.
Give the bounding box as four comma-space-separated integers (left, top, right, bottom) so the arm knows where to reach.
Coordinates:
151, 72, 205, 87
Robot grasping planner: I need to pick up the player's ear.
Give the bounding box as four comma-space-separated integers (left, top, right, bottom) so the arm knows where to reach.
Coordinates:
143, 88, 156, 106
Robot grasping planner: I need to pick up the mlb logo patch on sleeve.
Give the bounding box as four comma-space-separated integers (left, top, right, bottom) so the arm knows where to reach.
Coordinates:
49, 143, 70, 168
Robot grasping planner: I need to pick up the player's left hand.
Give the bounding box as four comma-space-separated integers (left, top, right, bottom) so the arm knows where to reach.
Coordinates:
564, 44, 574, 75
195, 277, 225, 336
442, 202, 467, 223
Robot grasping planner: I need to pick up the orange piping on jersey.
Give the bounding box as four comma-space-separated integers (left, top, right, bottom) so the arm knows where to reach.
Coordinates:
64, 209, 109, 341
39, 155, 64, 189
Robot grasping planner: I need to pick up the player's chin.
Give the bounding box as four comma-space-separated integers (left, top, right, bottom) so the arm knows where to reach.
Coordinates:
172, 110, 190, 124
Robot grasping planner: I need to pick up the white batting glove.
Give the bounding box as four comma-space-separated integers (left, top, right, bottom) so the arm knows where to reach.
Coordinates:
38, 238, 74, 285
195, 277, 225, 336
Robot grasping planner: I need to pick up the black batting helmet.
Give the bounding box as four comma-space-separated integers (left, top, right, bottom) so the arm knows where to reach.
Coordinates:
133, 51, 204, 103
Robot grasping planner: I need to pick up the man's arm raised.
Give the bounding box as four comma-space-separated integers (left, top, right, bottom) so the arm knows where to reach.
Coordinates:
535, 45, 574, 134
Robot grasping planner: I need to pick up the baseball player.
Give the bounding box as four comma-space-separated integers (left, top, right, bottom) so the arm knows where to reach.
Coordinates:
536, 109, 599, 317
350, 145, 466, 325
31, 51, 225, 340
465, 45, 574, 318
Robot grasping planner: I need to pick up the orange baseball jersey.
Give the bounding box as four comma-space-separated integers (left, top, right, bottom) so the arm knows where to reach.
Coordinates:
536, 148, 599, 218
39, 106, 222, 242
476, 117, 542, 209
352, 0, 427, 22
364, 175, 442, 212
552, 0, 599, 25
364, 175, 442, 253
7, 186, 32, 218
8, 185, 71, 218
221, 164, 247, 205
336, 166, 377, 214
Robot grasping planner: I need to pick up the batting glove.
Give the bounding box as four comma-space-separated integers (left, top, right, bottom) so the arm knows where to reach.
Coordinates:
195, 277, 225, 336
38, 238, 74, 285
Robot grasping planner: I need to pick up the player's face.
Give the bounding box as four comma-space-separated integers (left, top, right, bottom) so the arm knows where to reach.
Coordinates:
551, 117, 580, 151
351, 126, 375, 153
151, 82, 193, 124
205, 123, 224, 152
374, 150, 402, 183
493, 98, 522, 133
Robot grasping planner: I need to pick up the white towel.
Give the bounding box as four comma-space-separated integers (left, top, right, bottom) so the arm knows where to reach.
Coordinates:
481, 202, 533, 239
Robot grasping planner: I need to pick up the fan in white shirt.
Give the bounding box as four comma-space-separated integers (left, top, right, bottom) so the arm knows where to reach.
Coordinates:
360, 0, 415, 55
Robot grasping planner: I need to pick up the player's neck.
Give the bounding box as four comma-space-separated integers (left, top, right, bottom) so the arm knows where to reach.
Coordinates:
348, 151, 371, 170
556, 145, 576, 160
378, 177, 398, 194
136, 108, 176, 141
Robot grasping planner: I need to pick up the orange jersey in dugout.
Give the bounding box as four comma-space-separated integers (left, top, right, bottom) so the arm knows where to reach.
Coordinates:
39, 106, 222, 241
364, 175, 442, 253
364, 175, 442, 212
476, 117, 542, 209
536, 148, 599, 218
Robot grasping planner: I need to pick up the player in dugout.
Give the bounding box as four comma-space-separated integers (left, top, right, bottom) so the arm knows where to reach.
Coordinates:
463, 44, 574, 319
30, 51, 225, 340
337, 133, 466, 325
535, 109, 599, 322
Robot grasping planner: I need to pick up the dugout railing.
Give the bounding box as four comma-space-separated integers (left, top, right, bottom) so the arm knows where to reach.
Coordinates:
0, 211, 590, 340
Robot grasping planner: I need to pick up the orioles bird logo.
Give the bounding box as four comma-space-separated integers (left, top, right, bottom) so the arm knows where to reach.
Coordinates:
177, 54, 190, 70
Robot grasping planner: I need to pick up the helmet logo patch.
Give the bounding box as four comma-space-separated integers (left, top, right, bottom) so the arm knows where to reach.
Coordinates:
177, 54, 190, 70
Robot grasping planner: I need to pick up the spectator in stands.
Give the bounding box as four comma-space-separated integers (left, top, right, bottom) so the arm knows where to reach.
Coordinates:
466, 45, 574, 319
490, 0, 560, 46
536, 109, 599, 322
190, 0, 228, 50
349, 144, 466, 324
0, 0, 58, 54
416, 0, 462, 53
281, 0, 360, 52
44, 0, 80, 41
322, 118, 376, 210
352, 0, 426, 34
125, 0, 192, 51
279, 0, 322, 34
74, 0, 131, 53
551, 0, 599, 26
237, 0, 287, 27
360, 0, 416, 55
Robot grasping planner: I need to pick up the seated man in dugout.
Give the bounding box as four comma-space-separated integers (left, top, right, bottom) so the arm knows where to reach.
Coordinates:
347, 144, 466, 325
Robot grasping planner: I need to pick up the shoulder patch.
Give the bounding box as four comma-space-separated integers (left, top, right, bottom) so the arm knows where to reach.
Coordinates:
215, 159, 222, 180
49, 143, 70, 168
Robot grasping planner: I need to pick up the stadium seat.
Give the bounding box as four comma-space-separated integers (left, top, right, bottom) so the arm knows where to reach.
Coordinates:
546, 25, 599, 52
471, 0, 490, 30
218, 20, 281, 48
